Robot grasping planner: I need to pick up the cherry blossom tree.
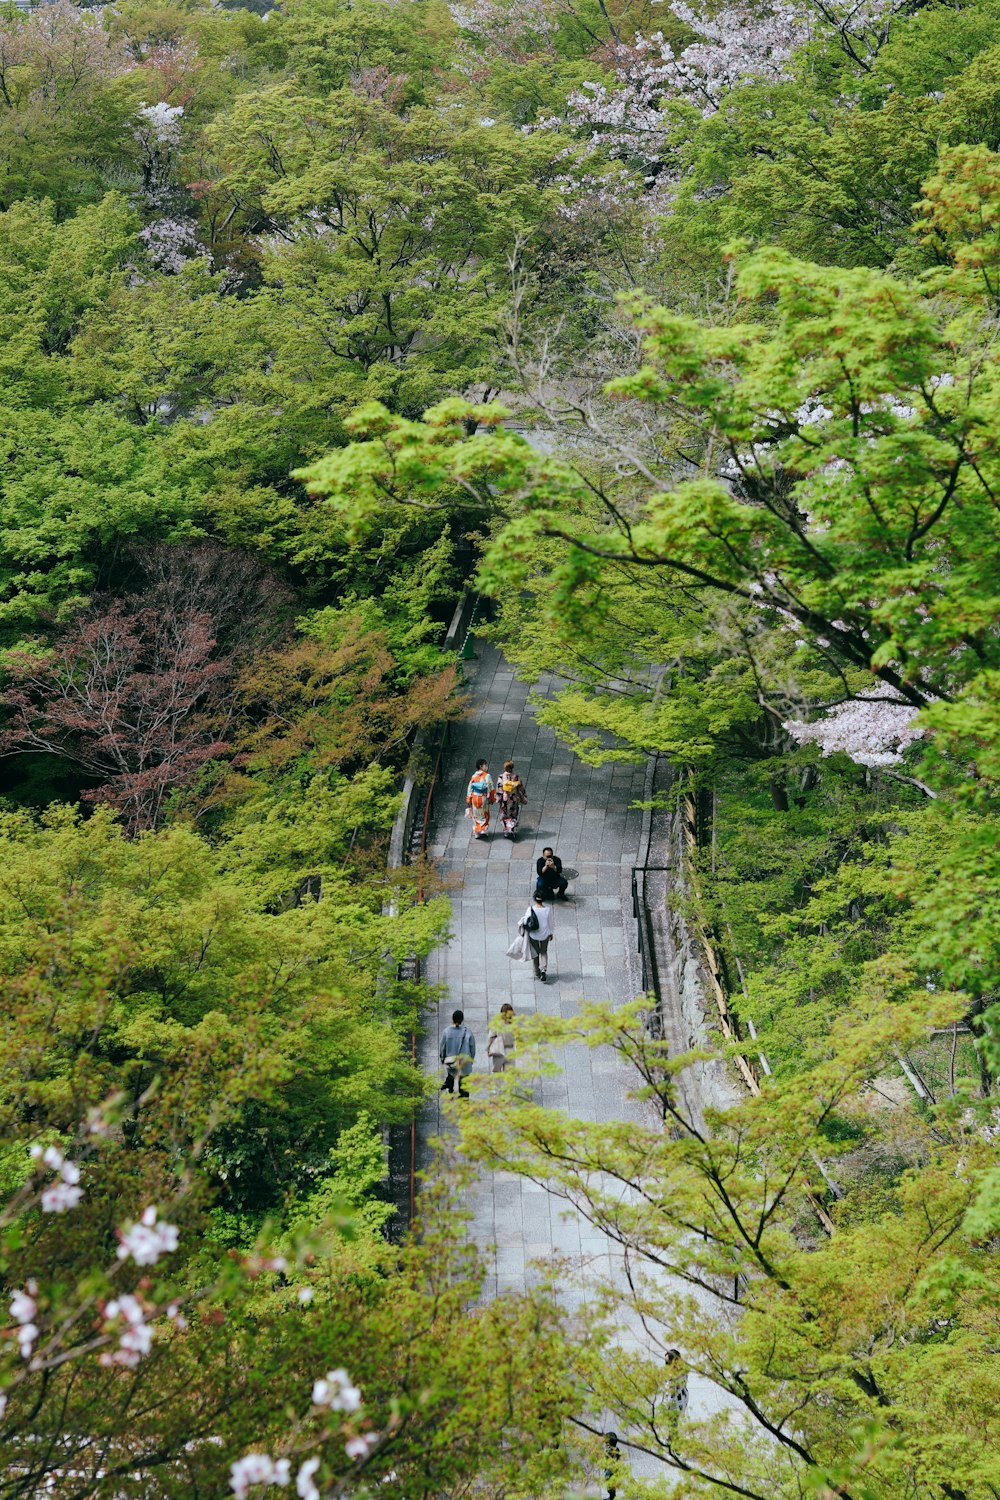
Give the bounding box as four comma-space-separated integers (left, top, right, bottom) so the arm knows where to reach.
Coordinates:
134, 100, 184, 207
1, 1124, 382, 1496
784, 696, 924, 768
0, 1, 133, 112
531, 0, 916, 180
138, 214, 200, 273
449, 0, 560, 58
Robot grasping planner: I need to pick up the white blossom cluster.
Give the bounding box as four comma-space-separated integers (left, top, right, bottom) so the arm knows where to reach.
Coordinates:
116, 1205, 180, 1266
552, 164, 653, 221
30, 1143, 83, 1214
652, 1, 808, 116
10, 1281, 39, 1362
295, 1457, 321, 1499
449, 0, 557, 57
529, 0, 909, 187
100, 1294, 152, 1369
139, 217, 199, 274
229, 1452, 323, 1498
784, 697, 923, 767
229, 1454, 291, 1497
134, 102, 186, 215
312, 1369, 362, 1412
566, 51, 677, 171
538, 0, 809, 183
136, 101, 184, 148
228, 1368, 377, 1497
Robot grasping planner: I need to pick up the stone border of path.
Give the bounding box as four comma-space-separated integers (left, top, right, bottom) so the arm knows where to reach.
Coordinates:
386, 588, 478, 874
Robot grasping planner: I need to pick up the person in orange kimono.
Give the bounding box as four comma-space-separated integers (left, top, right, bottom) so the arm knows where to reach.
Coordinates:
465, 758, 494, 839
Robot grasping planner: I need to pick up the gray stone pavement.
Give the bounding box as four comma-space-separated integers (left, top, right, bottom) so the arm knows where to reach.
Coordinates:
417, 640, 738, 1458
419, 640, 651, 1300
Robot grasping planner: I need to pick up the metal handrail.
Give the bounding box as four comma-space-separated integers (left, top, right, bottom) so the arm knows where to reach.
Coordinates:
631, 865, 671, 998
405, 728, 446, 1227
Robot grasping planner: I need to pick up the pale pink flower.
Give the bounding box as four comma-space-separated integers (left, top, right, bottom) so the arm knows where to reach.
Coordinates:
101, 1294, 153, 1368
229, 1454, 291, 1496
296, 1457, 321, 1500
10, 1282, 38, 1360
41, 1180, 83, 1213
784, 698, 923, 768
117, 1206, 179, 1266
312, 1369, 362, 1412
165, 1302, 189, 1330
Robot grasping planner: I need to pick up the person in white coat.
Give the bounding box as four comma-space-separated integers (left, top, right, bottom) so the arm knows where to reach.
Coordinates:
520, 892, 554, 981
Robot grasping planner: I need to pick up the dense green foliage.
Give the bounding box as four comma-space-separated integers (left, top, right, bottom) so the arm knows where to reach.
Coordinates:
2, 0, 1000, 1492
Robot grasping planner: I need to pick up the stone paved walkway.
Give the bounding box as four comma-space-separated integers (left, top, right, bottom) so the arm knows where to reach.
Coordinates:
419, 640, 651, 1299
416, 638, 739, 1467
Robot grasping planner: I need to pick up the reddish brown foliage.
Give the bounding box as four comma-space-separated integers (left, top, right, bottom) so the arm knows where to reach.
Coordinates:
1, 544, 288, 832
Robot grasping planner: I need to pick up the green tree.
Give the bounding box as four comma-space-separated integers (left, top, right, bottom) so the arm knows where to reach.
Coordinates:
455, 997, 1000, 1500
0, 806, 448, 1221
206, 85, 570, 411
0, 1, 139, 214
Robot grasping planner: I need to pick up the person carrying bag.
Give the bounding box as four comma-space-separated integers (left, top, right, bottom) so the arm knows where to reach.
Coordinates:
518, 893, 554, 981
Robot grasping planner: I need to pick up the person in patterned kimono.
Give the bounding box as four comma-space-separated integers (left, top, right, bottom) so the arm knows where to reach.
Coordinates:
496, 760, 528, 839
465, 758, 494, 839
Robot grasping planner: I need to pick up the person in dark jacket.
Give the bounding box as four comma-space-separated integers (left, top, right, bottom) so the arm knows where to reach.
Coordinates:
535, 847, 568, 899
604, 1432, 621, 1499
439, 1009, 476, 1097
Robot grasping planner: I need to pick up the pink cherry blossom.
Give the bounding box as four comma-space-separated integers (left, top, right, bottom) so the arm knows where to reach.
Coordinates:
136, 101, 184, 149
139, 217, 199, 274
40, 1180, 83, 1214
312, 1369, 362, 1412
32, 1143, 84, 1211
345, 1433, 378, 1461
784, 698, 923, 767
10, 1282, 38, 1360
101, 1294, 153, 1369
116, 1206, 179, 1266
449, 0, 557, 58
165, 1301, 189, 1330
295, 1457, 321, 1500
229, 1454, 291, 1497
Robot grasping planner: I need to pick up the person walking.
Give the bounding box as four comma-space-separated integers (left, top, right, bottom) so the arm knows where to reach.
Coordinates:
520, 891, 554, 982
662, 1349, 689, 1423
439, 1009, 476, 1097
496, 760, 527, 840
604, 1432, 621, 1500
465, 759, 494, 840
535, 847, 568, 899
487, 1002, 516, 1073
